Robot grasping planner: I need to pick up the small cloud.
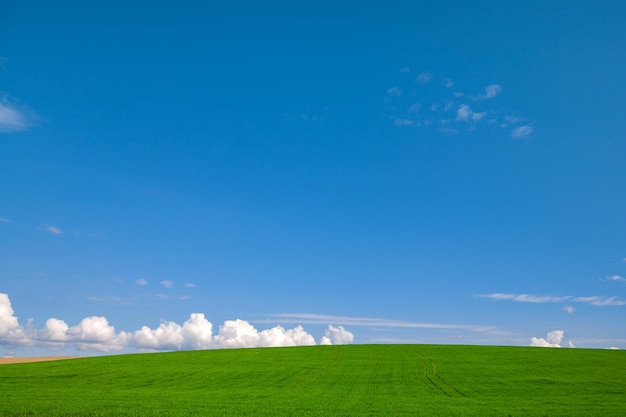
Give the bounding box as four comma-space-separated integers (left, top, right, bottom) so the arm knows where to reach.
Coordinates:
386, 86, 402, 97
511, 125, 533, 138
443, 77, 454, 88
408, 103, 422, 113
607, 346, 620, 350
400, 67, 410, 73
160, 280, 174, 288
456, 104, 485, 123
563, 305, 575, 314
605, 275, 625, 283
393, 118, 414, 127
482, 84, 502, 99
184, 283, 196, 288
135, 278, 148, 286
0, 99, 33, 133
530, 330, 565, 347
415, 72, 432, 84
45, 225, 63, 235
504, 115, 525, 125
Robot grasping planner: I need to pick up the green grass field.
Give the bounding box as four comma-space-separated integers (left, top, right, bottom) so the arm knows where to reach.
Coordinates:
1, 344, 625, 416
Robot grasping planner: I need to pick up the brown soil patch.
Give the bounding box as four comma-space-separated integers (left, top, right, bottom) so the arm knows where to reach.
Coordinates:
0, 356, 81, 365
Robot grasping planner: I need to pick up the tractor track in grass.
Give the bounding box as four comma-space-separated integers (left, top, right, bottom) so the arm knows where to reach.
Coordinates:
413, 350, 465, 398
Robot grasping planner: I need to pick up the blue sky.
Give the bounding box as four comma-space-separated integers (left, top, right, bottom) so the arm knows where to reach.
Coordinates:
1, 1, 626, 356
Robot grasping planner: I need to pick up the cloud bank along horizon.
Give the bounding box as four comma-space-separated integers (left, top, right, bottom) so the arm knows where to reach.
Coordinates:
0, 293, 354, 353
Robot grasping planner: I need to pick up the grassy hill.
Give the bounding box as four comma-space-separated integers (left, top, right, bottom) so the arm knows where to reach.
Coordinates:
1, 344, 625, 416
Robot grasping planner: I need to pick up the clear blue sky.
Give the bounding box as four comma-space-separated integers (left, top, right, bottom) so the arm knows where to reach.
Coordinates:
2, 1, 626, 356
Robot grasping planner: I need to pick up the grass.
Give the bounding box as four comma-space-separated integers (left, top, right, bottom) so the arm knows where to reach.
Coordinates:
1, 344, 625, 416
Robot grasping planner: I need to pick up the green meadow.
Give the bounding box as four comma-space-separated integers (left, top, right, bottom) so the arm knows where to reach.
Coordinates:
1, 344, 625, 416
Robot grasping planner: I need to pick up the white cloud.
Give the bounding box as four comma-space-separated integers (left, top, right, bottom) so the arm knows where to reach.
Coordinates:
393, 118, 414, 127
386, 87, 402, 97
265, 313, 496, 333
0, 294, 22, 342
563, 306, 575, 314
386, 72, 532, 138
530, 330, 565, 347
0, 293, 347, 353
135, 278, 148, 286
481, 84, 502, 99
478, 292, 626, 307
45, 225, 63, 235
605, 275, 625, 283
455, 104, 485, 122
511, 125, 533, 138
415, 72, 432, 84
0, 100, 32, 133
570, 296, 626, 306
184, 283, 196, 288
66, 317, 129, 352
320, 325, 354, 345
478, 293, 570, 303
160, 280, 174, 288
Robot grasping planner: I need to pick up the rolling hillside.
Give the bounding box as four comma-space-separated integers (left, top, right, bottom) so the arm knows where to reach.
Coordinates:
2, 344, 625, 416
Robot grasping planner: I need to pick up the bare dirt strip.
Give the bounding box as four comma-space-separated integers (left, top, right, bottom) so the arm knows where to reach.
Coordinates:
0, 356, 81, 365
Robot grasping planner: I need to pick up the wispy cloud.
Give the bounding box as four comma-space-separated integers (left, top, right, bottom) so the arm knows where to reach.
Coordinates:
385, 73, 532, 138
0, 217, 9, 223
0, 97, 36, 133
475, 84, 502, 100
44, 225, 63, 235
135, 278, 148, 286
263, 313, 496, 333
605, 275, 625, 283
563, 306, 575, 314
386, 86, 402, 97
478, 293, 626, 306
415, 72, 432, 84
511, 125, 533, 138
456, 104, 486, 122
160, 280, 174, 288
184, 283, 196, 288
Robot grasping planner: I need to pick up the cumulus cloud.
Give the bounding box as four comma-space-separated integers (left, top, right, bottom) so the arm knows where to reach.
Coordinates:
0, 293, 349, 353
160, 280, 174, 288
135, 278, 148, 286
320, 325, 354, 345
563, 305, 575, 314
530, 330, 566, 347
